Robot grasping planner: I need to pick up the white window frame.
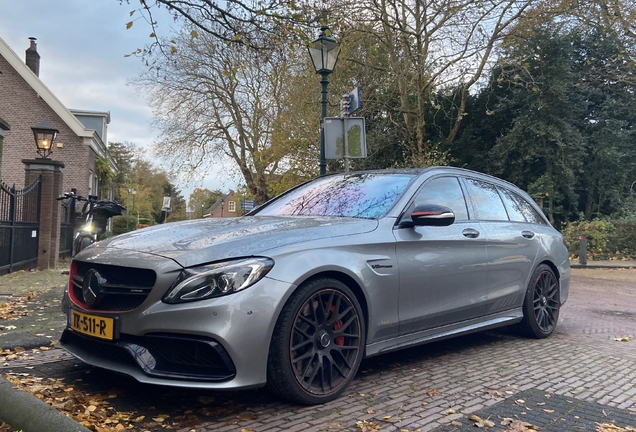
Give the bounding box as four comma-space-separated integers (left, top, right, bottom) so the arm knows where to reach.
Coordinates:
88, 170, 94, 195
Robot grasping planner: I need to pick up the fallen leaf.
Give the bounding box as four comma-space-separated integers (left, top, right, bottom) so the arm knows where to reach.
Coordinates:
446, 409, 456, 415
501, 417, 540, 431
470, 415, 495, 428
614, 337, 631, 342
596, 423, 636, 432
237, 412, 258, 421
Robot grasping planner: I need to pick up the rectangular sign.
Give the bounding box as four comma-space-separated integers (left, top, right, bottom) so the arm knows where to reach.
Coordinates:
68, 309, 114, 340
162, 196, 171, 212
241, 200, 256, 211
324, 117, 367, 159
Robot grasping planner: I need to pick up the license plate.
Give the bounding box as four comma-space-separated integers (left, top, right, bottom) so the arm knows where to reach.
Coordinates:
68, 309, 114, 340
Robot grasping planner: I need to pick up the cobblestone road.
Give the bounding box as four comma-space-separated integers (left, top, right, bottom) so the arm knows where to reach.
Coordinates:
2, 269, 636, 431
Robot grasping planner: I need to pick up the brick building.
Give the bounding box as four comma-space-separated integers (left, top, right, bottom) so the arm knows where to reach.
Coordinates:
0, 36, 116, 196
205, 191, 239, 218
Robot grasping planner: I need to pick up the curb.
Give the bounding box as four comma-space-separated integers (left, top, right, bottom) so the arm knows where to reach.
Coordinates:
570, 262, 636, 269
0, 376, 91, 432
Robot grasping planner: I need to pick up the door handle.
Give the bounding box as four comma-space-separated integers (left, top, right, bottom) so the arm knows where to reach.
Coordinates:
462, 228, 480, 239
522, 230, 535, 239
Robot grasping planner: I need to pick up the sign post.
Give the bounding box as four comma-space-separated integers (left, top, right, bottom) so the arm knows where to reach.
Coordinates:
161, 196, 171, 223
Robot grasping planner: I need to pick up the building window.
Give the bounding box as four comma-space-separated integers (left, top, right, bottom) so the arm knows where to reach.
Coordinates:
229, 201, 236, 212
88, 170, 94, 195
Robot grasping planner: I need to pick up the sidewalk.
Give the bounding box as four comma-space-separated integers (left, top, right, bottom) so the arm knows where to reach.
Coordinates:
0, 264, 90, 431
569, 259, 636, 269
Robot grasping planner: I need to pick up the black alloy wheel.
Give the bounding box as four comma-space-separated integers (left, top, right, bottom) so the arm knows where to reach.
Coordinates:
267, 278, 365, 404
513, 264, 560, 338
532, 268, 560, 333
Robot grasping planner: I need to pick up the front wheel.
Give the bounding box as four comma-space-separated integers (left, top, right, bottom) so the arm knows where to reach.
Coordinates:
513, 264, 560, 338
267, 278, 365, 405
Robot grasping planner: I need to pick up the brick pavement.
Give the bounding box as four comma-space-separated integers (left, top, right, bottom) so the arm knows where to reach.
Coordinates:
2, 270, 635, 431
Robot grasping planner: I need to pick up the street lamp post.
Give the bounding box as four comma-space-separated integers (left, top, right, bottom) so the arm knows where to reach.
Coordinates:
201, 202, 205, 218
307, 26, 341, 176
220, 198, 225, 217
131, 188, 136, 223
127, 188, 136, 230
240, 184, 247, 215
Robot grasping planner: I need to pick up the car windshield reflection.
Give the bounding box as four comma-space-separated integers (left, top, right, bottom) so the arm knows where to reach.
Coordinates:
255, 173, 414, 218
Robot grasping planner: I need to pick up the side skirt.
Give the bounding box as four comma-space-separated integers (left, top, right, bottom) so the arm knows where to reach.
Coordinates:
365, 309, 523, 357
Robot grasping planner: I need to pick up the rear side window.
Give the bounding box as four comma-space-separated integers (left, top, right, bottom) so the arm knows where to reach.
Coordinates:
413, 176, 469, 221
498, 187, 526, 222
510, 191, 547, 225
463, 178, 508, 221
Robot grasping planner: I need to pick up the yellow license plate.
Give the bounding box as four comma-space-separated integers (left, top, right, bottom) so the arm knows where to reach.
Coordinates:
68, 309, 114, 340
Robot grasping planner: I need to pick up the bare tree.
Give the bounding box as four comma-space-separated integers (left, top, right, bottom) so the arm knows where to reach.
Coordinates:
341, 0, 537, 161
122, 0, 321, 52
133, 28, 306, 203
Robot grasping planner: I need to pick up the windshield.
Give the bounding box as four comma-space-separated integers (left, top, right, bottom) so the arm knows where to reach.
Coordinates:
255, 173, 414, 218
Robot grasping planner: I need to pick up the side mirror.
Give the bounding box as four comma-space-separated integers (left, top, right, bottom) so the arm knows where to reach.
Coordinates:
411, 204, 455, 227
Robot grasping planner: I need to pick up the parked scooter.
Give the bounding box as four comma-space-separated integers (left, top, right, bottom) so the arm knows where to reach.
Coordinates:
57, 189, 126, 256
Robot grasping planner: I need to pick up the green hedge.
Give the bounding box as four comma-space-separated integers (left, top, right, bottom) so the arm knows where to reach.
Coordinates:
562, 217, 636, 260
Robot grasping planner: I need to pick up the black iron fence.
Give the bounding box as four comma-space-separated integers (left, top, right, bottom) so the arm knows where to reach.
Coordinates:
0, 177, 42, 275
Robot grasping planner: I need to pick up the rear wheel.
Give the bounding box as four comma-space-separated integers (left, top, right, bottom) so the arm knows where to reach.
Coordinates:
267, 278, 365, 405
514, 264, 560, 338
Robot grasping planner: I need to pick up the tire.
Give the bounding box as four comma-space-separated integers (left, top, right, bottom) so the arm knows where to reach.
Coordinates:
513, 264, 560, 338
267, 277, 365, 405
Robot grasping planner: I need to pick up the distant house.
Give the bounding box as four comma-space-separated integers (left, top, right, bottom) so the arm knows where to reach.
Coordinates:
205, 191, 252, 218
0, 37, 116, 197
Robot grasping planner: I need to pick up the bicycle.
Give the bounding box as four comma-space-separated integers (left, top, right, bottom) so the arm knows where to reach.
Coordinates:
57, 189, 126, 256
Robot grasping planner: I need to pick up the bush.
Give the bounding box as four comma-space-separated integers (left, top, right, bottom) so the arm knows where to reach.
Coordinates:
111, 215, 138, 236
562, 216, 636, 260
608, 219, 636, 259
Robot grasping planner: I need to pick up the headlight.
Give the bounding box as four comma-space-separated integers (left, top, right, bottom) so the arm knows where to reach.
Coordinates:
163, 257, 274, 304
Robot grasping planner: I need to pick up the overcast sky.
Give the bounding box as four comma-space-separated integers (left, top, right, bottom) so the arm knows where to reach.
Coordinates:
0, 0, 231, 202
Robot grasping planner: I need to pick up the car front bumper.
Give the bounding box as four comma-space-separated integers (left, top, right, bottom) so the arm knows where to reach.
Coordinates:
60, 274, 294, 390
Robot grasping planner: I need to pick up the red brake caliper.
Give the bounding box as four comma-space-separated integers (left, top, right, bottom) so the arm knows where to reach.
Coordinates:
329, 304, 345, 346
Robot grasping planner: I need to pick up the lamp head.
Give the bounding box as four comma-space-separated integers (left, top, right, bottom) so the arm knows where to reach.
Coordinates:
31, 120, 59, 158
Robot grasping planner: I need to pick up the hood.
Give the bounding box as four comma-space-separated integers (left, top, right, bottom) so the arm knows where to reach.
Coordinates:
93, 215, 378, 268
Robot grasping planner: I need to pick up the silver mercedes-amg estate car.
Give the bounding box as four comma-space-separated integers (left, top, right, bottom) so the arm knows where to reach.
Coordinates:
60, 167, 569, 404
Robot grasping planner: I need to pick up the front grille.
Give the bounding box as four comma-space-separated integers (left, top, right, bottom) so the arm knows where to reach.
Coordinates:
71, 261, 158, 311
76, 262, 156, 287
61, 330, 236, 382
